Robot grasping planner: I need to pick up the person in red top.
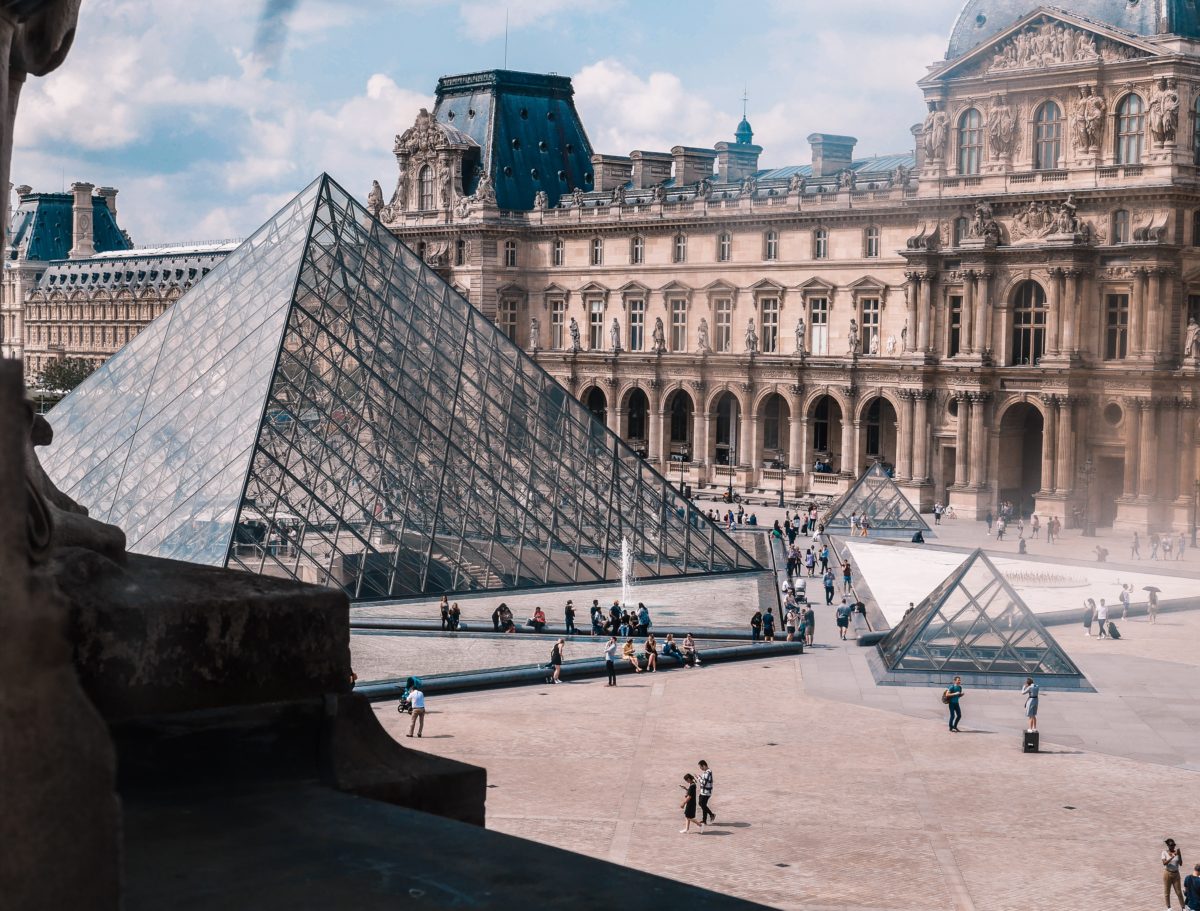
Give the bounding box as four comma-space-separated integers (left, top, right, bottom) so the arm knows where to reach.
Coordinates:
530, 606, 547, 632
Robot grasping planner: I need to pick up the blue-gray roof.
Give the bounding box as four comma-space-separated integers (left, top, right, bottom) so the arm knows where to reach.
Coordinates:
947, 1, 1200, 59
758, 153, 915, 181
8, 192, 130, 263
433, 69, 595, 211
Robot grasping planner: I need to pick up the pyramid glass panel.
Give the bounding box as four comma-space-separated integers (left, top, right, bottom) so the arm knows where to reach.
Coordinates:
877, 549, 1084, 679
821, 463, 929, 533
41, 174, 761, 600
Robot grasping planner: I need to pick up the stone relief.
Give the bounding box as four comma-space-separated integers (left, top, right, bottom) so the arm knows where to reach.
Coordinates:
1009, 197, 1091, 242
985, 20, 1142, 73
794, 318, 806, 356
610, 184, 626, 205
968, 200, 1002, 244
847, 318, 860, 355
1148, 77, 1180, 145
788, 173, 806, 193
906, 222, 941, 252
1070, 85, 1107, 152
529, 316, 540, 351
474, 172, 495, 203
987, 96, 1018, 159
651, 317, 666, 353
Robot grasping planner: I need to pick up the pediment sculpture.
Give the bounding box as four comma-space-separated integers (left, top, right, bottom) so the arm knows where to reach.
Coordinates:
984, 19, 1145, 74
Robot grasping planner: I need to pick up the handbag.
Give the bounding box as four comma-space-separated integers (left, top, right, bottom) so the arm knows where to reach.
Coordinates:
941, 690, 951, 705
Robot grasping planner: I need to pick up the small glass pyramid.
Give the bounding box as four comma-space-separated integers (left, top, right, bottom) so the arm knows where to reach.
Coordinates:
821, 463, 929, 533
878, 549, 1083, 678
41, 175, 761, 600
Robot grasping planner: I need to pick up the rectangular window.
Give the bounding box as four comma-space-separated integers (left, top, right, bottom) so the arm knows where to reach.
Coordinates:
810, 297, 829, 355
814, 230, 828, 260
764, 231, 778, 261
1104, 293, 1129, 360
670, 299, 687, 352
504, 241, 517, 268
550, 299, 565, 349
865, 227, 880, 258
590, 237, 603, 266
760, 297, 780, 354
715, 298, 732, 353
497, 298, 518, 341
1188, 293, 1200, 326
628, 299, 645, 351
718, 233, 732, 263
588, 298, 604, 350
947, 294, 963, 357
552, 239, 564, 267
860, 298, 881, 355
455, 238, 466, 266
631, 235, 644, 264
673, 234, 687, 264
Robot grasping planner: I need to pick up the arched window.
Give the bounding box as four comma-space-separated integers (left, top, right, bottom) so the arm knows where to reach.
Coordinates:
1010, 280, 1047, 366
673, 233, 687, 263
1034, 101, 1063, 170
630, 235, 644, 264
504, 239, 517, 267
813, 228, 828, 259
864, 226, 881, 258
418, 165, 435, 210
590, 237, 603, 266
1115, 94, 1145, 165
1112, 209, 1130, 244
552, 238, 564, 267
763, 230, 779, 261
717, 231, 732, 262
957, 108, 983, 175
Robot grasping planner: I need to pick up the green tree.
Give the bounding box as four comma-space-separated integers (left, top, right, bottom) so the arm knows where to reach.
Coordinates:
38, 357, 96, 394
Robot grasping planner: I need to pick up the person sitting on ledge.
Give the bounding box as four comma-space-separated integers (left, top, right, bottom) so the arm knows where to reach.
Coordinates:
662, 633, 686, 665
621, 638, 643, 673
498, 603, 516, 633
528, 606, 547, 632
682, 633, 702, 667
911, 530, 926, 544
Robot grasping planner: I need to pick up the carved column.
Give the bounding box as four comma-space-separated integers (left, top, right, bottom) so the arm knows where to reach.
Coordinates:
960, 271, 975, 356
738, 389, 753, 468
1046, 268, 1063, 356
1129, 267, 1147, 358
1122, 397, 1140, 498
1146, 267, 1169, 362
968, 392, 989, 488
607, 405, 624, 438
1137, 398, 1157, 499
979, 270, 995, 356
1039, 394, 1059, 493
647, 382, 663, 466
1178, 401, 1196, 503
896, 390, 914, 480
1055, 396, 1075, 496
918, 272, 935, 353
747, 414, 761, 471
697, 410, 713, 467
913, 391, 932, 482
954, 392, 969, 487
1061, 269, 1080, 355
786, 385, 805, 472
904, 272, 920, 352
839, 388, 857, 474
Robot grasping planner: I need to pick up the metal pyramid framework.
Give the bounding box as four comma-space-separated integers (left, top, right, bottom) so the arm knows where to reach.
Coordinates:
877, 549, 1084, 681
41, 174, 761, 600
820, 463, 930, 533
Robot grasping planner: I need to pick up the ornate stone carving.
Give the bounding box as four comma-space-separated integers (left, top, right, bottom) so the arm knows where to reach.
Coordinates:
1070, 85, 1107, 152
1185, 318, 1200, 361
651, 317, 666, 354
968, 200, 1002, 244
739, 176, 758, 197
568, 316, 581, 352
847, 319, 860, 355
367, 180, 384, 217
610, 184, 626, 205
533, 190, 548, 210
610, 317, 622, 352
529, 316, 540, 351
745, 318, 759, 354
836, 169, 856, 191
794, 318, 806, 356
1149, 77, 1180, 145
788, 173, 806, 194
474, 171, 495, 204
696, 317, 711, 353
922, 101, 950, 161
987, 96, 1018, 159
906, 223, 941, 252
1009, 197, 1091, 242
985, 19, 1140, 74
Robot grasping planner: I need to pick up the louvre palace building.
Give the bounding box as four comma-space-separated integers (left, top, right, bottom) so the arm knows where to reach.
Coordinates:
374, 1, 1200, 534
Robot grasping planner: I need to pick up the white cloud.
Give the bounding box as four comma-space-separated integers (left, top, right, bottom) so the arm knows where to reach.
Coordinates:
458, 0, 617, 42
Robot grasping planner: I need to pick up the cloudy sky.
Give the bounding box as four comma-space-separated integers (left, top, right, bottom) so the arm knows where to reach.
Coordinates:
14, 0, 964, 244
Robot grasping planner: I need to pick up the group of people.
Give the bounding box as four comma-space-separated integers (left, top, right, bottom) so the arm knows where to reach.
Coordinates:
1131, 530, 1189, 561
678, 760, 717, 833
1082, 583, 1159, 633
1162, 838, 1200, 911
438, 596, 462, 631
590, 599, 652, 637
602, 632, 701, 684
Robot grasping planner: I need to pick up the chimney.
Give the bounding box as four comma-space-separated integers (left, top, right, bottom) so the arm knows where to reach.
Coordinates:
630, 150, 673, 189
671, 146, 717, 186
69, 181, 95, 259
591, 154, 633, 192
807, 134, 857, 179
96, 186, 118, 217
714, 140, 761, 184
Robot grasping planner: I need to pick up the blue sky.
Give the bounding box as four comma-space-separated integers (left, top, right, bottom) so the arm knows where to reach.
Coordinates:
14, 0, 963, 244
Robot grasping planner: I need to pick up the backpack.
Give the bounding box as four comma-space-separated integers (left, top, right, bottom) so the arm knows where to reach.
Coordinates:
1107, 621, 1121, 639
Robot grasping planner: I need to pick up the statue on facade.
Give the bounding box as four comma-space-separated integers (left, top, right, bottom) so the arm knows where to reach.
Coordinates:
474, 171, 495, 203
568, 317, 581, 351
900, 319, 908, 350
837, 169, 856, 191
1055, 194, 1081, 234
886, 334, 897, 355
367, 180, 384, 217
847, 318, 860, 355
529, 316, 540, 351
794, 317, 806, 356
740, 176, 757, 197
454, 194, 472, 218
1149, 77, 1181, 145
610, 184, 626, 205
987, 95, 1018, 158
1185, 318, 1200, 360
968, 200, 1001, 244
651, 317, 667, 353
651, 183, 666, 202
440, 172, 453, 207
922, 101, 951, 161
697, 178, 714, 200
696, 317, 711, 352
1070, 85, 1106, 151
610, 317, 622, 351
889, 165, 910, 188
788, 173, 806, 194
572, 187, 586, 207
868, 333, 880, 356
533, 190, 548, 210
745, 318, 758, 353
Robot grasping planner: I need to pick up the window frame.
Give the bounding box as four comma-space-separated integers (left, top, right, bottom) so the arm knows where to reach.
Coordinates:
630, 235, 645, 265
418, 165, 435, 210
1112, 209, 1130, 244
764, 230, 779, 262
809, 296, 829, 355
552, 238, 565, 267
714, 297, 733, 353
550, 298, 566, 349
1033, 101, 1064, 171
760, 296, 780, 353
957, 108, 983, 175
497, 297, 518, 341
813, 228, 829, 260
669, 298, 688, 351
1103, 292, 1129, 360
587, 297, 605, 350
673, 233, 688, 264
503, 239, 518, 268
628, 298, 645, 351
590, 236, 604, 267
1115, 94, 1145, 166
1010, 280, 1048, 367
717, 232, 732, 263
864, 226, 881, 259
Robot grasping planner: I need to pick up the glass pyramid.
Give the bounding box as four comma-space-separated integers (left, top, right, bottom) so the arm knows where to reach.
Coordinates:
877, 549, 1083, 679
821, 463, 929, 533
41, 174, 761, 600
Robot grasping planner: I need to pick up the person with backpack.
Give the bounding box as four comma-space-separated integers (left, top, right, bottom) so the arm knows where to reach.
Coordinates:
750, 609, 763, 642
944, 676, 964, 732
1021, 677, 1040, 732
697, 760, 716, 825
405, 677, 426, 738
1095, 598, 1109, 638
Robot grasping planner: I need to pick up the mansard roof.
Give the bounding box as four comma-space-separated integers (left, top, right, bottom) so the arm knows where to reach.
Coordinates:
8, 192, 130, 263
947, 1, 1200, 60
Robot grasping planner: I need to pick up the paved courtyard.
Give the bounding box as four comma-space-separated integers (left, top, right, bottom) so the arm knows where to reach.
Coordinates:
373, 607, 1200, 910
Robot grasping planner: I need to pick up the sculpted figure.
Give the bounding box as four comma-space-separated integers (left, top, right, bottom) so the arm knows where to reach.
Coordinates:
923, 102, 950, 161
1071, 85, 1106, 151
474, 171, 495, 203
697, 178, 714, 200
572, 187, 585, 207
529, 316, 540, 350
610, 184, 626, 205
610, 317, 622, 351
886, 334, 897, 355
988, 96, 1018, 158
1149, 77, 1180, 145
1056, 194, 1080, 234
697, 317, 711, 352
837, 169, 855, 190
367, 180, 384, 216
651, 317, 667, 353
745, 318, 758, 354
794, 318, 806, 356
788, 173, 806, 193
533, 190, 548, 210
900, 319, 908, 349
1185, 318, 1200, 360
740, 176, 757, 197
568, 317, 581, 351
847, 318, 860, 355
652, 183, 666, 202
869, 333, 880, 356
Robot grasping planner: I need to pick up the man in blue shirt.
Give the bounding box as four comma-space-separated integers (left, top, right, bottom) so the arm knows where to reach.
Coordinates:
945, 676, 964, 732
1183, 863, 1200, 910
836, 600, 853, 640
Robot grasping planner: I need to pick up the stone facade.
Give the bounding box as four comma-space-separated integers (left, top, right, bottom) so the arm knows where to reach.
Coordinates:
380, 8, 1200, 534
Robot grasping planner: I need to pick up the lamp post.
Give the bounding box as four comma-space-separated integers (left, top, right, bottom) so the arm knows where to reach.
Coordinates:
1077, 456, 1096, 538
777, 455, 786, 508
678, 445, 689, 499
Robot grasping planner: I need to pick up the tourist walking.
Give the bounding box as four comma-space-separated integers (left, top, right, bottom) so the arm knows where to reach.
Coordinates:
679, 773, 702, 833
604, 636, 618, 686
1120, 584, 1132, 620
548, 638, 565, 684
819, 544, 830, 574
823, 568, 835, 605
1149, 589, 1160, 624
841, 559, 853, 594
933, 503, 943, 525
1031, 514, 1040, 539
785, 605, 799, 641
697, 760, 716, 825
944, 675, 964, 731
405, 677, 426, 738
985, 510, 994, 535
1022, 677, 1039, 731
805, 548, 816, 577
1046, 515, 1057, 544
1083, 598, 1095, 636
564, 600, 576, 635
1164, 839, 1185, 909
644, 632, 658, 672
1096, 598, 1109, 638
1184, 863, 1200, 911
1151, 533, 1160, 560
1178, 532, 1188, 561
836, 599, 853, 640
750, 609, 762, 642
1132, 531, 1142, 560
804, 604, 815, 646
